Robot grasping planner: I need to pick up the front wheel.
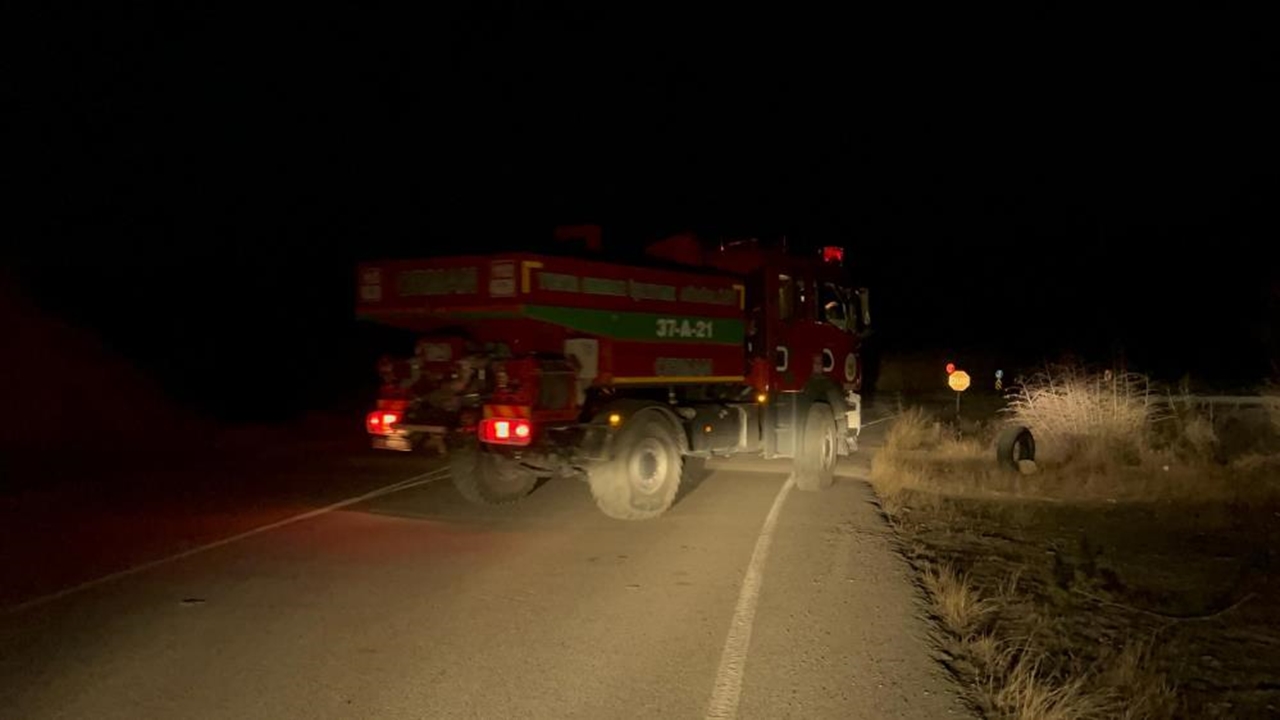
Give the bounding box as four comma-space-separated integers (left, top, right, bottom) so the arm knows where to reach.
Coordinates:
450, 441, 538, 505
794, 403, 837, 491
588, 418, 685, 520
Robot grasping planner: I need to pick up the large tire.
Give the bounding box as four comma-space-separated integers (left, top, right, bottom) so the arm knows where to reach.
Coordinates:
996, 425, 1035, 470
450, 442, 538, 505
588, 417, 685, 520
794, 403, 837, 491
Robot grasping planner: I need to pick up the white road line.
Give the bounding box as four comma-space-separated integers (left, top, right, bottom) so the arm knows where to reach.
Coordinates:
705, 475, 796, 720
4, 467, 450, 616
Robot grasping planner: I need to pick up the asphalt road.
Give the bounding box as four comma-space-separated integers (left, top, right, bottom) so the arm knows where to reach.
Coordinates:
0, 422, 968, 720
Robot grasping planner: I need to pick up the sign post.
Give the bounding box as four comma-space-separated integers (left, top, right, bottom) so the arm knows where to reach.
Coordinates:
946, 365, 971, 417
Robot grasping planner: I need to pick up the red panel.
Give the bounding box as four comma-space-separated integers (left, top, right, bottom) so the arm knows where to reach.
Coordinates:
356, 253, 745, 332
607, 340, 744, 382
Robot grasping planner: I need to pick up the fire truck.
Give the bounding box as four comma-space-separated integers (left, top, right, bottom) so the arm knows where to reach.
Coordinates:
356, 226, 871, 520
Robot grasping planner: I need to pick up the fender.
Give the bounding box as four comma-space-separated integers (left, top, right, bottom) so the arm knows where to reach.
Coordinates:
579, 399, 685, 462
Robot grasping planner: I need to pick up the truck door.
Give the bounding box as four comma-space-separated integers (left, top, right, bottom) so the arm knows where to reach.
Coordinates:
766, 267, 805, 391
760, 266, 845, 392
818, 281, 861, 390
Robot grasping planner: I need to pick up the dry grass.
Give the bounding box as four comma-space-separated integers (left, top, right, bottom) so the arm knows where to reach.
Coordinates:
969, 632, 1003, 672
922, 562, 996, 637
1096, 643, 1178, 720
883, 406, 938, 453
1003, 365, 1162, 463
989, 650, 1115, 720
868, 460, 919, 513
870, 388, 1232, 719
1002, 364, 1280, 475
1171, 412, 1218, 462
870, 400, 1280, 508
869, 407, 931, 513
871, 407, 989, 507
914, 565, 1174, 720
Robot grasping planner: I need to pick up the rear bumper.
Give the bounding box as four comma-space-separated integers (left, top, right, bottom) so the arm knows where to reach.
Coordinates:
372, 434, 414, 451
368, 424, 449, 452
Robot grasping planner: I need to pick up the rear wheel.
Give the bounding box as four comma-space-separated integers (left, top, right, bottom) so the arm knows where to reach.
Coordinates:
794, 403, 837, 491
450, 441, 538, 505
589, 418, 684, 520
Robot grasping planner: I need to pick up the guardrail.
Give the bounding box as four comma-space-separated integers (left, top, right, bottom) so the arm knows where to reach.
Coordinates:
1166, 395, 1280, 406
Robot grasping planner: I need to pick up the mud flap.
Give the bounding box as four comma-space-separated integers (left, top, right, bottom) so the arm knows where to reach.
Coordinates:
843, 391, 862, 453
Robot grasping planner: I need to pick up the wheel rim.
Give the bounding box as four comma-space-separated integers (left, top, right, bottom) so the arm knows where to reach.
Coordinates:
628, 438, 669, 495
821, 427, 835, 471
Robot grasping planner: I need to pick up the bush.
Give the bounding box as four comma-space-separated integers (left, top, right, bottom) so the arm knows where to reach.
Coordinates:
1002, 366, 1163, 463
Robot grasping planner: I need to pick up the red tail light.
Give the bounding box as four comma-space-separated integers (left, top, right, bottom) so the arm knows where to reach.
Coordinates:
479, 418, 533, 446
366, 410, 402, 435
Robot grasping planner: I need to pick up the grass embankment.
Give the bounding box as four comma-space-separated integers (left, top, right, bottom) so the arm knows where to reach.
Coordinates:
871, 367, 1280, 719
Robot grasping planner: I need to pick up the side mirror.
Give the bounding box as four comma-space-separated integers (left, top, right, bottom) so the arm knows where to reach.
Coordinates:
859, 288, 871, 328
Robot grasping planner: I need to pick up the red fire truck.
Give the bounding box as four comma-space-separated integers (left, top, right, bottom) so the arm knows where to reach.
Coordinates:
356, 227, 870, 520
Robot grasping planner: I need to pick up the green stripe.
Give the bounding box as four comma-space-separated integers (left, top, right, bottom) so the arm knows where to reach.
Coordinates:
360, 305, 744, 344
525, 305, 743, 344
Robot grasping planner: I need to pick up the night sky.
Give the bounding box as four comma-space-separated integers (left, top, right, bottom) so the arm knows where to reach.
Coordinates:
10, 7, 1278, 420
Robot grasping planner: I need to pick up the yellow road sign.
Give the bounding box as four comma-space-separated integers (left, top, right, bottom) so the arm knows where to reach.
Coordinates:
948, 370, 971, 392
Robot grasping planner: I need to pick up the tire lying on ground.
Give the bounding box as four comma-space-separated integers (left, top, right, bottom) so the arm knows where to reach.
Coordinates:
794, 402, 837, 491
450, 441, 539, 505
589, 416, 686, 520
995, 425, 1036, 470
